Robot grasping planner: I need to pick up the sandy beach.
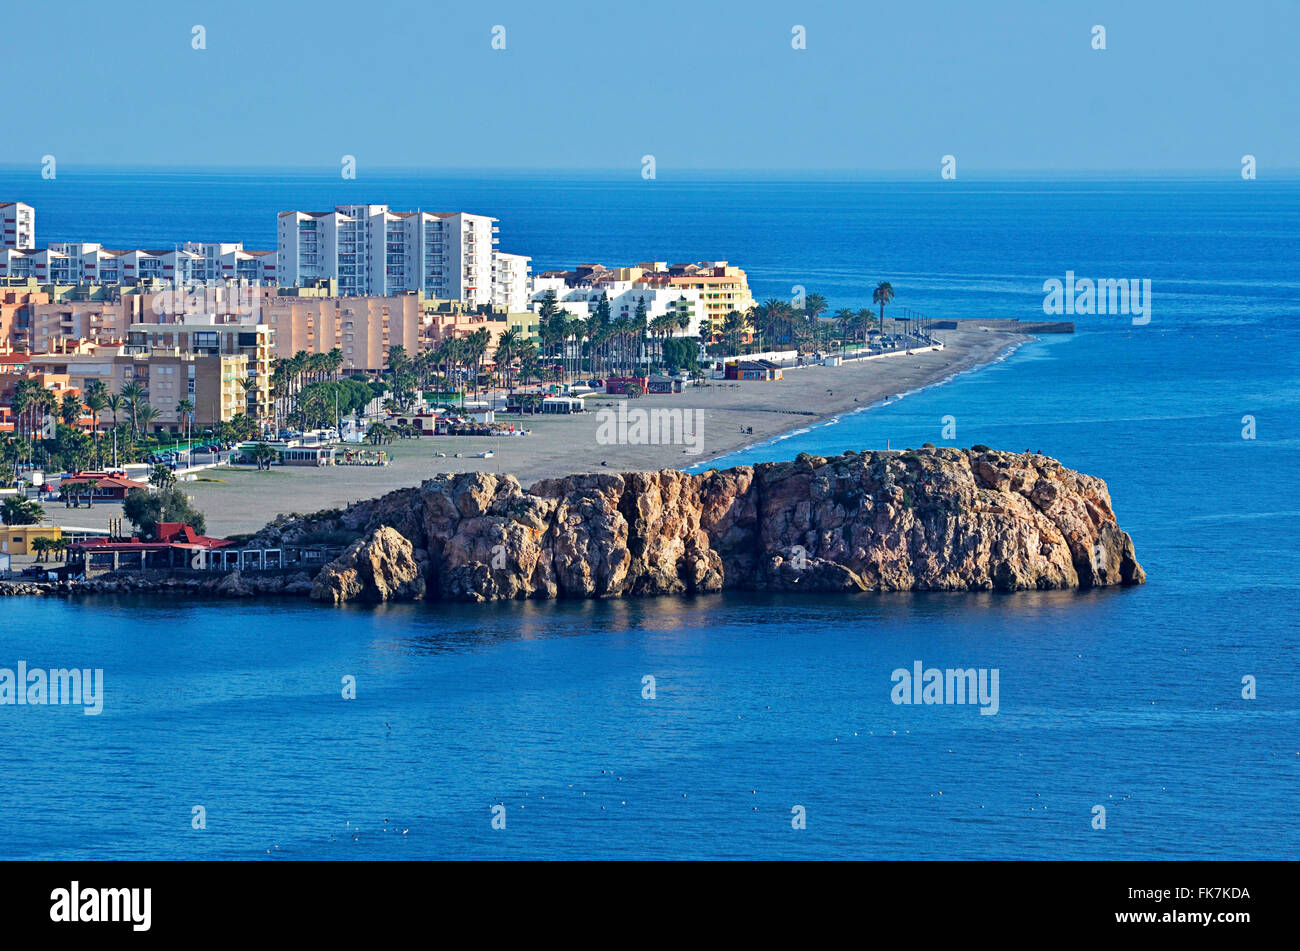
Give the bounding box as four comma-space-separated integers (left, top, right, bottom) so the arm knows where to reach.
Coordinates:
39, 328, 1025, 539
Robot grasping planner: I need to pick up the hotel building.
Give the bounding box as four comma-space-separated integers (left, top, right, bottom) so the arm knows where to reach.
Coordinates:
635, 262, 754, 335
276, 204, 529, 310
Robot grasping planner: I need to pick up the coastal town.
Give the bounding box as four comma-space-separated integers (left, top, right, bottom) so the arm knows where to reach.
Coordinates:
0, 198, 1018, 587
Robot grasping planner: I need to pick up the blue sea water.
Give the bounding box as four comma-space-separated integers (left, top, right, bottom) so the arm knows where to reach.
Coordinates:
0, 171, 1297, 859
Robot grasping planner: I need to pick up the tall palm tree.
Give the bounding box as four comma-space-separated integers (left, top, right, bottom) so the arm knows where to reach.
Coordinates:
120, 380, 146, 437
721, 310, 749, 358
518, 342, 540, 390
135, 404, 160, 438
465, 328, 491, 400
59, 391, 83, 428
854, 308, 872, 346
9, 379, 34, 443
873, 281, 895, 335
82, 380, 108, 468
834, 308, 855, 351
494, 328, 521, 397
803, 293, 828, 342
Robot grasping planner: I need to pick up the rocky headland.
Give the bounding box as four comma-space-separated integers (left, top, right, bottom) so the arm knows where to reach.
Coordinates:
287, 447, 1144, 603
8, 448, 1144, 603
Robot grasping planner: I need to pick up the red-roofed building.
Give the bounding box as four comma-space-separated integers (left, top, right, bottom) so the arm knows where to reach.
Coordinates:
68, 522, 233, 576
59, 472, 148, 502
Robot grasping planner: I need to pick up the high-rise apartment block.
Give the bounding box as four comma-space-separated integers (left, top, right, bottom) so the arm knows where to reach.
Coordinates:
276, 204, 529, 310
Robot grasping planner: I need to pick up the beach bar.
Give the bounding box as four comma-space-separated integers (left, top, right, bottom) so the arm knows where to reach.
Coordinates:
724, 360, 784, 381
280, 446, 336, 466
69, 523, 234, 576
540, 396, 585, 414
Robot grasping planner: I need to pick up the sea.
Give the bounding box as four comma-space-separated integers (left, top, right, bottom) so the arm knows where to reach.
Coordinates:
1, 169, 1297, 859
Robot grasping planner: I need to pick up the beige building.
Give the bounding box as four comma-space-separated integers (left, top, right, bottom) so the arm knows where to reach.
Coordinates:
114, 351, 249, 432
637, 261, 754, 335
261, 291, 422, 371
29, 342, 250, 433
122, 317, 272, 422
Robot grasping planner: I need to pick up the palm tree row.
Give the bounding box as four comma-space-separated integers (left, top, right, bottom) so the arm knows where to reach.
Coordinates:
270, 348, 344, 428
713, 282, 902, 356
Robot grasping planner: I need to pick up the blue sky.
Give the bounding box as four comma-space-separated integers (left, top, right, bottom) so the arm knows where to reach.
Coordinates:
4, 0, 1297, 173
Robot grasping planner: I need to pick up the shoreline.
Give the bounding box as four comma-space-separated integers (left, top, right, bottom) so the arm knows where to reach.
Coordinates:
687, 335, 1033, 470
25, 327, 1032, 540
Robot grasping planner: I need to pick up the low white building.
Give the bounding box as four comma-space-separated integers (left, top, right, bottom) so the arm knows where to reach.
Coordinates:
529, 283, 705, 337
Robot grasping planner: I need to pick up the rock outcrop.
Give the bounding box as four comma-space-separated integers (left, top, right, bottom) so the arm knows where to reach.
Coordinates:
311, 525, 427, 604
277, 448, 1144, 604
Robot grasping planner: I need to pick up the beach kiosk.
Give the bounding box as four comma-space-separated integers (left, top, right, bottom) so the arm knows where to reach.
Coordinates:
281, 446, 336, 467
541, 396, 585, 415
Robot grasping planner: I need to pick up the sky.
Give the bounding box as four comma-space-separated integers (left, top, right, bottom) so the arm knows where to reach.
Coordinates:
3, 0, 1297, 174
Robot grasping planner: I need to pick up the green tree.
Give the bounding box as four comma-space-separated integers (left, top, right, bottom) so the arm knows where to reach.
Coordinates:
120, 380, 147, 436
1, 496, 44, 526
494, 328, 521, 396
60, 391, 84, 428
135, 404, 160, 437
122, 486, 206, 539
249, 443, 277, 470
873, 281, 895, 334
149, 463, 177, 490
30, 535, 53, 562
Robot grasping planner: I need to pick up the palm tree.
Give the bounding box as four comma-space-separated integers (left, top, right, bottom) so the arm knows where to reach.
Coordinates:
120, 380, 147, 437
465, 328, 491, 399
722, 310, 748, 357
135, 404, 160, 437
856, 308, 873, 347
59, 391, 83, 428
567, 316, 588, 383
873, 281, 895, 335
834, 308, 855, 352
175, 398, 194, 445
649, 313, 677, 367
250, 442, 277, 470
518, 343, 540, 391
102, 392, 121, 435
494, 328, 521, 397
9, 380, 35, 443
1, 496, 43, 526
326, 347, 344, 381
83, 380, 108, 467
803, 293, 828, 343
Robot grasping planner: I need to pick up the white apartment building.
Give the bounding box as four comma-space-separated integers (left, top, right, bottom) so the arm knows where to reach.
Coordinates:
0, 241, 275, 286
276, 204, 522, 309
529, 281, 706, 337
491, 251, 532, 313
1, 202, 35, 250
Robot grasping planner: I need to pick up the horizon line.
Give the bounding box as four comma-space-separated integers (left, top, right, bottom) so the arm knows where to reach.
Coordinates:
1, 164, 1298, 182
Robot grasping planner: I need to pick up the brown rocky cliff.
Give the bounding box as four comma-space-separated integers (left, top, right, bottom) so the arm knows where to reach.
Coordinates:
277, 448, 1144, 604
311, 525, 427, 603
